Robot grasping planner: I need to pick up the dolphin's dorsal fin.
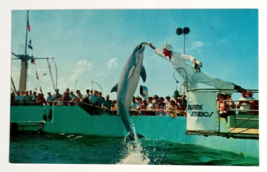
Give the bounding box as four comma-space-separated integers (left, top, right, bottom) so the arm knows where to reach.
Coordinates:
111, 83, 118, 93
140, 65, 146, 82
128, 66, 135, 79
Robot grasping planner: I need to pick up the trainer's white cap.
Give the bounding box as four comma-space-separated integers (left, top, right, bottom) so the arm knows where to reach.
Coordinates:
163, 43, 173, 51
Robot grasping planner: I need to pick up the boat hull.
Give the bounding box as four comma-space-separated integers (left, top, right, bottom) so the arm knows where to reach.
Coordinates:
10, 105, 259, 158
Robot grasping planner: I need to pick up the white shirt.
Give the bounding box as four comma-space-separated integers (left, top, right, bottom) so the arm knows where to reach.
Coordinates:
15, 95, 23, 102
154, 49, 234, 94
131, 102, 139, 110
238, 97, 252, 112
155, 49, 195, 69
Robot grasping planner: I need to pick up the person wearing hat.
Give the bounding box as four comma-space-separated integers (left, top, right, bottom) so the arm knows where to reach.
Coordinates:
147, 42, 245, 94
52, 89, 62, 101
47, 92, 53, 102
157, 97, 166, 116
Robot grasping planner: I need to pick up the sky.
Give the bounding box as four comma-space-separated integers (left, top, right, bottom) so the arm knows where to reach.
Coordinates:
2, 1, 267, 171
11, 9, 258, 100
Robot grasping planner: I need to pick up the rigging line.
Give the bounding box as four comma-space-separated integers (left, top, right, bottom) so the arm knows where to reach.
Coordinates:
236, 125, 259, 134
229, 114, 257, 133
67, 80, 76, 88
34, 62, 43, 93
47, 59, 56, 91
11, 76, 17, 93
74, 80, 77, 92
51, 60, 58, 90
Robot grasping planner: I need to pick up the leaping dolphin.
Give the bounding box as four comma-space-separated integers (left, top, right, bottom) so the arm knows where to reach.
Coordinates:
111, 42, 147, 143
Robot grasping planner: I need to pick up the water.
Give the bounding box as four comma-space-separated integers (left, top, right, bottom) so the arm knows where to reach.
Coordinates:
9, 132, 259, 165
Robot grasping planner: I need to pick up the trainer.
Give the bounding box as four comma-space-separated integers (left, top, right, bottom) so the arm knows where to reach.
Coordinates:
147, 42, 244, 94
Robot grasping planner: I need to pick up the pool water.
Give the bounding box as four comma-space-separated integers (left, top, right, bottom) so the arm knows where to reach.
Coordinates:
9, 132, 259, 165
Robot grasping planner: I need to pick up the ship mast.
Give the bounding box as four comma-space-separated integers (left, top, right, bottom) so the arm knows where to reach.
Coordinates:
12, 10, 57, 93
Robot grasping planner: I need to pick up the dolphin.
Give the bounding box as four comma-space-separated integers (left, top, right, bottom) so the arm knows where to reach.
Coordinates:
111, 42, 147, 143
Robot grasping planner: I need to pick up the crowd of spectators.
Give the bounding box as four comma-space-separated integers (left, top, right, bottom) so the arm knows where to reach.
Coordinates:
217, 90, 259, 117
10, 88, 188, 118
11, 88, 258, 118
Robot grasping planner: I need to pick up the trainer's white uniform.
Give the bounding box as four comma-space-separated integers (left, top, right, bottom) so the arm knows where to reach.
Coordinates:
154, 49, 234, 94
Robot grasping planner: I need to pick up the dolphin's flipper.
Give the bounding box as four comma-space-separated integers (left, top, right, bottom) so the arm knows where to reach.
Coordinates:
124, 133, 146, 144
111, 83, 118, 93
128, 66, 135, 79
140, 65, 146, 82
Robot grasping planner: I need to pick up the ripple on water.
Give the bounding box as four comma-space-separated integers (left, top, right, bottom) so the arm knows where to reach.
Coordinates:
9, 132, 259, 165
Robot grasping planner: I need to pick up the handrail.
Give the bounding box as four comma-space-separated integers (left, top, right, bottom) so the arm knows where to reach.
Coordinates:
187, 88, 259, 93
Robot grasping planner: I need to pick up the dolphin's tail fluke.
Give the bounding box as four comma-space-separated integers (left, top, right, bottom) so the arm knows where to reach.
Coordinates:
124, 132, 145, 144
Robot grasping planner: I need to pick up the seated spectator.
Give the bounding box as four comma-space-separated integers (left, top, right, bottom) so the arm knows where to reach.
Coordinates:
165, 94, 171, 106
153, 95, 159, 108
164, 95, 171, 114
136, 96, 143, 110
179, 95, 187, 116
111, 100, 118, 111
217, 94, 228, 118
89, 90, 99, 106
52, 89, 62, 101
247, 90, 258, 115
130, 96, 139, 110
237, 90, 252, 115
157, 97, 166, 116
15, 91, 23, 104
22, 91, 33, 105
31, 91, 37, 104
70, 91, 76, 100
36, 93, 47, 105
98, 92, 105, 106
47, 92, 53, 102
11, 92, 15, 105
29, 90, 33, 96
174, 96, 181, 107
74, 90, 83, 102
225, 94, 236, 115
46, 92, 53, 105
83, 89, 90, 103
62, 92, 71, 105
141, 100, 148, 110
102, 95, 112, 110
21, 91, 25, 96
165, 100, 179, 118
146, 97, 155, 110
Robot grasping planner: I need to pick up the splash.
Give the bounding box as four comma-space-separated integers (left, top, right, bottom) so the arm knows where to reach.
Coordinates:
117, 127, 150, 165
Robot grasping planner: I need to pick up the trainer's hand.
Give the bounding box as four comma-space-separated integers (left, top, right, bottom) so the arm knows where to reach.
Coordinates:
147, 42, 156, 50
195, 60, 202, 67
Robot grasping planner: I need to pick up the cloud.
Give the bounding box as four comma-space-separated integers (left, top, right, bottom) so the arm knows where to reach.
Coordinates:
191, 41, 203, 49
217, 38, 227, 44
69, 60, 93, 82
107, 58, 118, 69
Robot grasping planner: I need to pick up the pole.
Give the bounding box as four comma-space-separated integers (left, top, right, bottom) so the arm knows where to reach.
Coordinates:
183, 34, 185, 54
25, 10, 29, 55
52, 60, 58, 90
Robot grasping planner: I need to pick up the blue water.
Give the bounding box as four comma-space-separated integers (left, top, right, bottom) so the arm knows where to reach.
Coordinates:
9, 132, 259, 165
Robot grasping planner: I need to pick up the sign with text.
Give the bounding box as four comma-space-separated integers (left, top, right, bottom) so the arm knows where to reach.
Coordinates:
186, 91, 218, 132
